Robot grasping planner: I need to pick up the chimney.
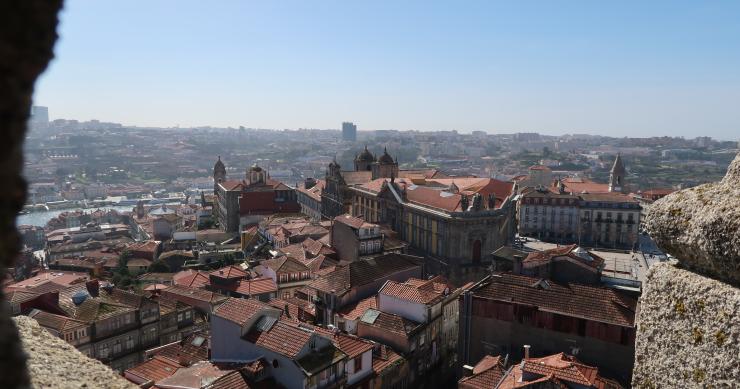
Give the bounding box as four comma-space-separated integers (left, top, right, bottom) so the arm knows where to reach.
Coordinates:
513, 255, 524, 274
85, 279, 100, 297
462, 365, 475, 377
523, 344, 531, 359
284, 304, 291, 318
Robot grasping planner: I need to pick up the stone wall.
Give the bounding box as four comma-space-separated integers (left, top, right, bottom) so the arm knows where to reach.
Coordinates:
634, 153, 740, 388
0, 2, 63, 388
13, 316, 136, 389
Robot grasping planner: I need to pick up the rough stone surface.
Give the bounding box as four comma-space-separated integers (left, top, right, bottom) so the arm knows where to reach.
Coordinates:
13, 316, 136, 389
645, 153, 740, 285
0, 2, 64, 388
632, 263, 739, 388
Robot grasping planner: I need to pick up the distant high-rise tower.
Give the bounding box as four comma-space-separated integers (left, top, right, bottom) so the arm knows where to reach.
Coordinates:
342, 122, 357, 142
609, 153, 626, 193
30, 106, 49, 126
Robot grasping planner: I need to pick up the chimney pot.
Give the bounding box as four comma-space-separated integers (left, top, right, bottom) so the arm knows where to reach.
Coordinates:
462, 365, 475, 377
524, 344, 531, 359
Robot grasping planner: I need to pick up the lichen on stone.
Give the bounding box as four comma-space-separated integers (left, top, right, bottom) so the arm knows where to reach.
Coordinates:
645, 153, 740, 285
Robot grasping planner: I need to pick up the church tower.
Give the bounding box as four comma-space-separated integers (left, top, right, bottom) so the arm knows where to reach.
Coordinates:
354, 146, 375, 171
213, 156, 227, 191
372, 147, 399, 180
609, 153, 626, 193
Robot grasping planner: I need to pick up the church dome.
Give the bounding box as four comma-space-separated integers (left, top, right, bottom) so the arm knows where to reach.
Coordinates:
378, 147, 395, 164
356, 146, 375, 162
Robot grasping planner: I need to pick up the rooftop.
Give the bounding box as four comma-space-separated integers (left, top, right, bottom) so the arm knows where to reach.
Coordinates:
308, 253, 422, 296
472, 273, 637, 327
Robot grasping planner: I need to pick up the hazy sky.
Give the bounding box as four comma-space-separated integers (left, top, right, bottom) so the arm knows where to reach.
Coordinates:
34, 1, 740, 139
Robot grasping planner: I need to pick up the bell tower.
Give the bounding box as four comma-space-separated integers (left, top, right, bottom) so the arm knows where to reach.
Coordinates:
213, 156, 227, 192
609, 153, 626, 193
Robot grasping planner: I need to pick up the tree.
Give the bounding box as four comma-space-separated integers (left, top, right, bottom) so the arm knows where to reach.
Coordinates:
148, 260, 170, 273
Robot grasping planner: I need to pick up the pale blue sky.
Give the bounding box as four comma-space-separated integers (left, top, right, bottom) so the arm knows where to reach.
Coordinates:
34, 1, 740, 139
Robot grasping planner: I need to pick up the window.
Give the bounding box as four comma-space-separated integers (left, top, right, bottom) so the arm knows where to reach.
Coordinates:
99, 344, 109, 358
185, 311, 191, 319
177, 313, 183, 322
272, 359, 279, 368
113, 341, 121, 354
124, 314, 131, 325
354, 356, 363, 371
125, 336, 134, 349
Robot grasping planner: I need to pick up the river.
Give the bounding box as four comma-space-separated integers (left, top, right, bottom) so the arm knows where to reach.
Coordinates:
16, 205, 136, 227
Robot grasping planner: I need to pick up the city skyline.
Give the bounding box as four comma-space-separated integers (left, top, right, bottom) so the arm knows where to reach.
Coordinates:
33, 1, 740, 140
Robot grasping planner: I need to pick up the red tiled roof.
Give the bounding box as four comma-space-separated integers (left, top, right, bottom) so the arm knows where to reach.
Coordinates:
559, 177, 610, 194
268, 297, 316, 320
378, 276, 452, 305
7, 290, 41, 305
296, 179, 325, 202
148, 333, 210, 365
206, 370, 250, 389
227, 277, 278, 297
308, 254, 422, 295
405, 185, 462, 212
333, 333, 373, 359
125, 355, 181, 384
261, 256, 310, 274
337, 295, 378, 321
334, 214, 376, 229
458, 355, 506, 389
372, 345, 404, 374
579, 192, 639, 203
523, 245, 605, 271
213, 297, 273, 326
473, 273, 636, 327
156, 361, 245, 389
209, 265, 247, 280
244, 319, 314, 358
494, 352, 624, 389
29, 309, 87, 332
219, 180, 244, 191
173, 270, 210, 288
162, 285, 227, 305
522, 353, 597, 386
360, 309, 420, 338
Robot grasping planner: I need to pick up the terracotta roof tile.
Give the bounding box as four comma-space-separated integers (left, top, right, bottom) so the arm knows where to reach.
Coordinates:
379, 276, 452, 305
333, 214, 376, 229
523, 245, 605, 270
372, 345, 404, 374
308, 254, 422, 295
244, 319, 314, 358
337, 295, 378, 321
213, 297, 273, 326
559, 177, 610, 194
474, 273, 636, 327
333, 333, 373, 359
162, 285, 227, 305
173, 270, 211, 288
125, 355, 181, 384
209, 265, 247, 280
359, 309, 420, 338
458, 355, 506, 389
